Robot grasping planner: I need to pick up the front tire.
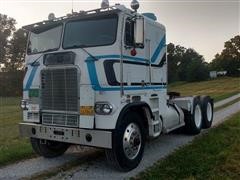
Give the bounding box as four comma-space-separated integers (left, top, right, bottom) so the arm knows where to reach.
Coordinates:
30, 138, 70, 158
105, 112, 145, 171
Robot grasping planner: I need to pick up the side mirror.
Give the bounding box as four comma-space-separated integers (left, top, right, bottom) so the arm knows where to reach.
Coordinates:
134, 16, 144, 48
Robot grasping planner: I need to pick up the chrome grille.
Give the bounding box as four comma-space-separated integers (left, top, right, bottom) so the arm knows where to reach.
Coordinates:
42, 113, 78, 127
41, 67, 78, 112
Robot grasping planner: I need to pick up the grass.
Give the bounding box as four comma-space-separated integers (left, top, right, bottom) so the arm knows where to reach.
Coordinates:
169, 77, 240, 102
135, 112, 240, 180
0, 97, 34, 167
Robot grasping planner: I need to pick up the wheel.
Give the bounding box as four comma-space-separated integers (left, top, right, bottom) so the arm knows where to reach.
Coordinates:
184, 97, 203, 135
105, 112, 146, 171
30, 138, 70, 158
200, 96, 214, 128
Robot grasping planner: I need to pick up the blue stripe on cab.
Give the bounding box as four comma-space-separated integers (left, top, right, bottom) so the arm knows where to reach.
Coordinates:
85, 55, 147, 62
94, 85, 166, 91
23, 66, 38, 91
151, 35, 166, 63
85, 35, 167, 91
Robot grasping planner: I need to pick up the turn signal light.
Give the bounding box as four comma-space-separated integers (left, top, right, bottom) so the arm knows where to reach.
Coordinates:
80, 106, 94, 115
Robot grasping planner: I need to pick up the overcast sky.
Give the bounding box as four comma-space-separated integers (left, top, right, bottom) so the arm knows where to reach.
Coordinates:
0, 0, 239, 62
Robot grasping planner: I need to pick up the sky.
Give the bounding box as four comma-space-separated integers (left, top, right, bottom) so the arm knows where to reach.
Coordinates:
0, 0, 239, 62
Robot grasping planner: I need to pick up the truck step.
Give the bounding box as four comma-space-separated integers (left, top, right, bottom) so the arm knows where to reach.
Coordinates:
149, 96, 159, 99
150, 120, 161, 137
151, 108, 159, 113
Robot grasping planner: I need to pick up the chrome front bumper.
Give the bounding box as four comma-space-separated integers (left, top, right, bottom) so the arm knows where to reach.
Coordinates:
19, 123, 112, 149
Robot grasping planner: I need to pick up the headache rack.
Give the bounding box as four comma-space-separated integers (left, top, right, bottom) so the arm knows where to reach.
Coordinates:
22, 5, 122, 33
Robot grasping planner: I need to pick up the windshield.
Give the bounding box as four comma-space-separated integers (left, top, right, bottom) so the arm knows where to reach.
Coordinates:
63, 15, 118, 49
27, 25, 62, 54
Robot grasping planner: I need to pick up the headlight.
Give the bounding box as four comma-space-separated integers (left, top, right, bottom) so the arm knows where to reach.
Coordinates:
95, 102, 113, 115
21, 100, 29, 110
102, 104, 112, 114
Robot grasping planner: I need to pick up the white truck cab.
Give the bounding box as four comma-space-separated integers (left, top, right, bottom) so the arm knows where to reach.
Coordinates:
19, 1, 214, 171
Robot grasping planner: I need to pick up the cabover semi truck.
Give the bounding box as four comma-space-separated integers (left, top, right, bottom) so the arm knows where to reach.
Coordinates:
19, 0, 214, 171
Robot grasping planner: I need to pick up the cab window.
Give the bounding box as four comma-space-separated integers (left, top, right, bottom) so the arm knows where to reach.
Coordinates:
124, 18, 134, 47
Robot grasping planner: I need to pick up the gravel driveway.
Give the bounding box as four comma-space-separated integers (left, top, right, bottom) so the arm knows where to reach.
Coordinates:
0, 95, 239, 180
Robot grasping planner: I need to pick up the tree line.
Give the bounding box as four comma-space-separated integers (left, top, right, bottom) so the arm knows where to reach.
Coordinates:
210, 35, 240, 76
0, 13, 239, 96
168, 35, 240, 83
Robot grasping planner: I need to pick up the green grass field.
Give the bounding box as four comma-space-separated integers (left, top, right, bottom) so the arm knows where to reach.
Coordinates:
169, 77, 240, 102
0, 97, 34, 167
0, 77, 239, 167
136, 112, 240, 179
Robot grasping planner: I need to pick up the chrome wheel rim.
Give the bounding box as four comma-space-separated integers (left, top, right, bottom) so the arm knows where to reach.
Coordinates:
194, 105, 202, 128
207, 102, 213, 122
123, 123, 142, 160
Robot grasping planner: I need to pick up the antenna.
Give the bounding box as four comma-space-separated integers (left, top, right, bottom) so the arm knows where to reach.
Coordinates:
71, 0, 74, 14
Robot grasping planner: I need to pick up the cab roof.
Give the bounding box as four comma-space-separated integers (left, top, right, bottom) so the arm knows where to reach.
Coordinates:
22, 4, 165, 33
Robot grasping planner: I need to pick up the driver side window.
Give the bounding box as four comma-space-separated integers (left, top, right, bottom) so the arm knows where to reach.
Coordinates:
125, 18, 134, 47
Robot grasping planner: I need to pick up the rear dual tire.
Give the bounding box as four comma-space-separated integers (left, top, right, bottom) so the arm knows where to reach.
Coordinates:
185, 97, 203, 134
200, 96, 214, 129
185, 96, 214, 134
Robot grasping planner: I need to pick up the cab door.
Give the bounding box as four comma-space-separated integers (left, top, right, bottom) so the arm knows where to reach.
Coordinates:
122, 17, 150, 87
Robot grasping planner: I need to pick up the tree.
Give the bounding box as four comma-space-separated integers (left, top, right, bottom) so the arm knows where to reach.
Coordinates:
179, 48, 208, 82
4, 28, 27, 71
167, 43, 185, 82
185, 59, 209, 82
167, 43, 178, 82
167, 43, 209, 82
210, 35, 240, 76
0, 14, 16, 65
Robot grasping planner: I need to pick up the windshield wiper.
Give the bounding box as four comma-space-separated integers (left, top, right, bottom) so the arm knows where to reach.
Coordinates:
30, 54, 43, 66
66, 44, 98, 61
41, 48, 58, 53
65, 44, 84, 49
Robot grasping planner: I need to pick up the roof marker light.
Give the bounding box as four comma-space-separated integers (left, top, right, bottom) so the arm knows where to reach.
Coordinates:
101, 0, 109, 9
48, 13, 55, 21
